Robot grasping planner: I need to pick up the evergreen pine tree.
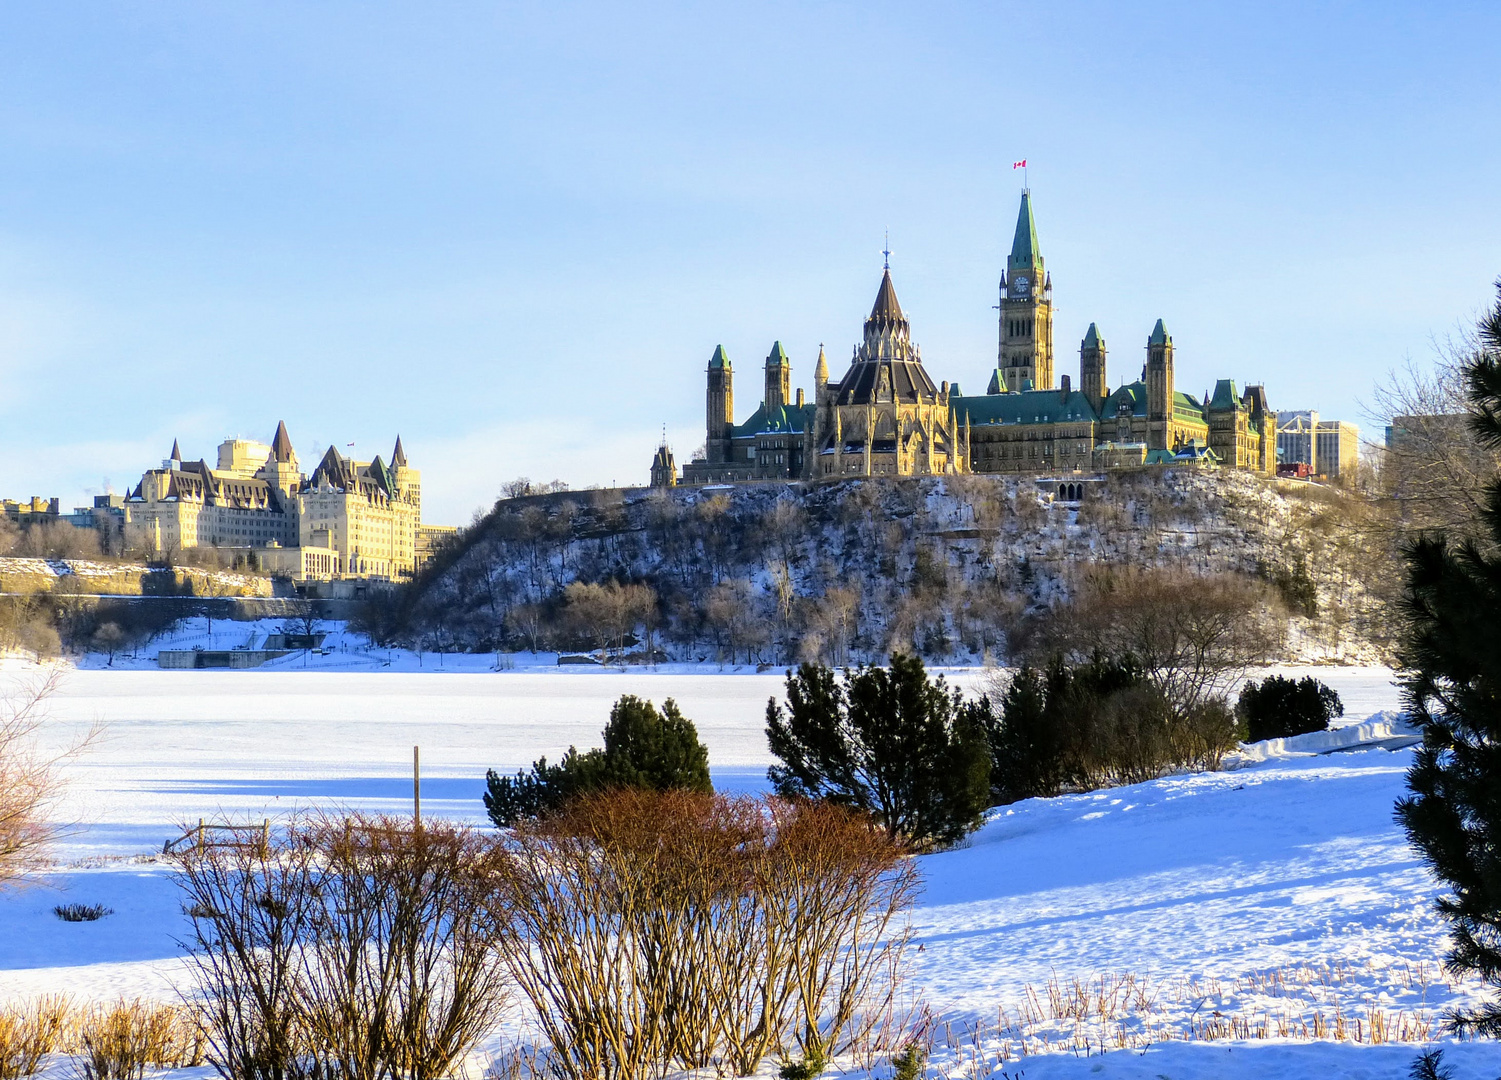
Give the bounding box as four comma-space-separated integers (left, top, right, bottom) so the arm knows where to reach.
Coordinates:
485, 694, 710, 827
1395, 282, 1501, 1036
765, 653, 991, 850
1236, 675, 1343, 741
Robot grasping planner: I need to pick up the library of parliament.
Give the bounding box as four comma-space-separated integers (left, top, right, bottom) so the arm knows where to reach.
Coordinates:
653, 192, 1275, 487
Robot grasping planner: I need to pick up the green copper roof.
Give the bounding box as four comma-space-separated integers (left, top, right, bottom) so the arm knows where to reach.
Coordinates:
731, 402, 814, 438
766, 341, 789, 367
1083, 323, 1102, 349
949, 382, 962, 397
1209, 379, 1239, 411
1105, 382, 1147, 417
709, 344, 731, 369
1148, 319, 1170, 346
1008, 191, 1039, 270
1102, 381, 1204, 422
954, 388, 1100, 426
986, 368, 1007, 395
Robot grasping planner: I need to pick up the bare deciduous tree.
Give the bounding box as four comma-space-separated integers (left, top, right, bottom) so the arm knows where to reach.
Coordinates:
1, 670, 72, 887
1370, 335, 1501, 543
1038, 566, 1286, 713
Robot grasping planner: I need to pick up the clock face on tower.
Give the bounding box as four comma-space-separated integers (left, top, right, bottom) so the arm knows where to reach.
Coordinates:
1012, 275, 1030, 296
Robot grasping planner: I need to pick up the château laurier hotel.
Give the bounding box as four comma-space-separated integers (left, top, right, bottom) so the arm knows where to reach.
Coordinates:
125, 423, 454, 581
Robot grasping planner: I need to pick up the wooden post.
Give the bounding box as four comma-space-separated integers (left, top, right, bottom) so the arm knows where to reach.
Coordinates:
197, 818, 205, 856
413, 745, 421, 827
261, 819, 270, 858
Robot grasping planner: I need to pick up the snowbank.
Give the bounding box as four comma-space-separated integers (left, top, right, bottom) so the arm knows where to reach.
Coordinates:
1227, 709, 1421, 765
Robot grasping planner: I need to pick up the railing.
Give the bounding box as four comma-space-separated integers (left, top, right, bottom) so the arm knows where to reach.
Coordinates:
163, 819, 271, 856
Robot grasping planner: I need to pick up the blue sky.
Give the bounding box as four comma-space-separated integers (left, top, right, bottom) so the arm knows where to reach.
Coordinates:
1, 2, 1498, 525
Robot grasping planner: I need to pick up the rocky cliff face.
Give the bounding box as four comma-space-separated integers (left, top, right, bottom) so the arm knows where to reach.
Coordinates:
400, 469, 1391, 665
0, 557, 273, 598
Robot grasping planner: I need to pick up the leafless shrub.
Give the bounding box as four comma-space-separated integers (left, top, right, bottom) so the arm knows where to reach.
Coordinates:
0, 599, 62, 660
172, 821, 321, 1080
0, 996, 73, 1080
496, 790, 919, 1080
296, 817, 512, 1080
171, 815, 509, 1080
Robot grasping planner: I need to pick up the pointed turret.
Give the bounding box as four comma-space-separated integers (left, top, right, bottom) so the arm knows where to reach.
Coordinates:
764, 341, 791, 411
709, 344, 731, 369
814, 344, 829, 390
271, 421, 295, 463
1079, 322, 1108, 414
392, 435, 408, 468
986, 368, 1007, 395
1149, 319, 1171, 346
1009, 190, 1040, 271
170, 439, 182, 462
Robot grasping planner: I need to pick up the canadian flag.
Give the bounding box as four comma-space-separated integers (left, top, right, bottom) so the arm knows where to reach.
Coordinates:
1012, 159, 1027, 169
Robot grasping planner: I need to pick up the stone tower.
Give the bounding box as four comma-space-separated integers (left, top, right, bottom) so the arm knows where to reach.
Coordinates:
1079, 323, 1107, 415
705, 344, 734, 465
998, 190, 1054, 390
1145, 319, 1174, 451
389, 434, 420, 514
764, 341, 791, 412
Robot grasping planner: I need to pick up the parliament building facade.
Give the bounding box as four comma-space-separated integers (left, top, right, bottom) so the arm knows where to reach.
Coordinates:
665, 192, 1275, 486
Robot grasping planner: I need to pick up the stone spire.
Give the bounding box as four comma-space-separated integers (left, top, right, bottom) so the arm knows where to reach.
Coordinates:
170, 439, 182, 462
392, 434, 408, 468
814, 343, 829, 388
1009, 190, 1040, 271
868, 268, 907, 329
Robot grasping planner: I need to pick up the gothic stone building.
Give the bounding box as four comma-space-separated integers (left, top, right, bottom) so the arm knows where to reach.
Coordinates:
680, 267, 967, 483
662, 191, 1275, 484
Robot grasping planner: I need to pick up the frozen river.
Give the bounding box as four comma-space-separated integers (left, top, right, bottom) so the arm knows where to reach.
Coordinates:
16, 663, 1400, 860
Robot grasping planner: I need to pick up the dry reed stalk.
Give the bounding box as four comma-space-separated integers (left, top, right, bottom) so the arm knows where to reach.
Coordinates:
73, 1001, 200, 1080
0, 996, 74, 1080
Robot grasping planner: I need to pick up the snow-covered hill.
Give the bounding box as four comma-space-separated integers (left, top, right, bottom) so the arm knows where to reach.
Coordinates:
1, 665, 1496, 1077
402, 470, 1392, 666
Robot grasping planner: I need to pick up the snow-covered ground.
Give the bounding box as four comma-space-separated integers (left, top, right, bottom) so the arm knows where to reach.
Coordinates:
2, 661, 1498, 1078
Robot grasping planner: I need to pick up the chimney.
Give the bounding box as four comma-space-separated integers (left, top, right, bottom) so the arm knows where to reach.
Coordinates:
1060, 374, 1071, 402
796, 387, 805, 408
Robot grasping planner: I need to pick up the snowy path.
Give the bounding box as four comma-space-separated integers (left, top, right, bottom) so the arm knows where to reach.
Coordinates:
1, 664, 1497, 1077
